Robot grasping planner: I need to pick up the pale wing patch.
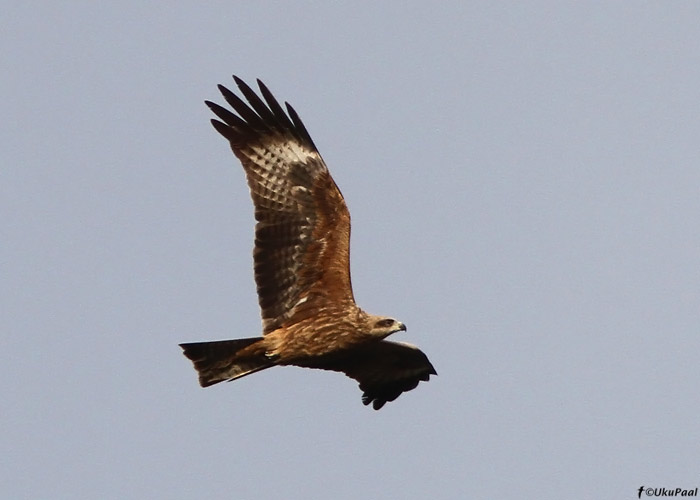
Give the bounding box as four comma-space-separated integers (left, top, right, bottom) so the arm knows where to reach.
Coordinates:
285, 141, 320, 164
247, 141, 321, 166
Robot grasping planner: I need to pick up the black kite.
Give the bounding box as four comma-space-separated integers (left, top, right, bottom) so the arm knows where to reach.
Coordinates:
180, 76, 435, 410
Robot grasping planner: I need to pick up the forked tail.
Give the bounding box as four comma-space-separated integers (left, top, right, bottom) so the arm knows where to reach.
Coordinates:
179, 337, 272, 387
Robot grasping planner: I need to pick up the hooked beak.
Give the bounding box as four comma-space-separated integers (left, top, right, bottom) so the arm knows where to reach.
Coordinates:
397, 322, 407, 332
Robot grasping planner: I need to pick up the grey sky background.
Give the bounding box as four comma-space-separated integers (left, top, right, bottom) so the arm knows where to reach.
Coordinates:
3, 3, 700, 499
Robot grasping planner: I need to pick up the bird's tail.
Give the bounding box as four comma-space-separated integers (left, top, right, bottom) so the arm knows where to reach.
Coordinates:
179, 337, 273, 387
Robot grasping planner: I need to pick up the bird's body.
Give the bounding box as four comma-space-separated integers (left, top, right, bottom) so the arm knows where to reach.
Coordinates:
180, 76, 435, 409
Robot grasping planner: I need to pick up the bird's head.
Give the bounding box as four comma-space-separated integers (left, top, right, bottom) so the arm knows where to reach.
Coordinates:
366, 315, 406, 339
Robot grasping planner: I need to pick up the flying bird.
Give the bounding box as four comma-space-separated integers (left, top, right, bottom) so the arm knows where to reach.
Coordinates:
180, 76, 435, 410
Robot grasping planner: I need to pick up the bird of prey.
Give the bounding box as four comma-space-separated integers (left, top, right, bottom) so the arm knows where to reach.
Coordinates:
180, 76, 435, 410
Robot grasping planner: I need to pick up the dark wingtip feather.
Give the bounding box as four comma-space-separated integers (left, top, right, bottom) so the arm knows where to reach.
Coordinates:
256, 79, 296, 131
207, 100, 246, 128
255, 78, 272, 98
216, 83, 265, 127
361, 396, 385, 410
285, 102, 317, 150
210, 119, 232, 139
234, 76, 278, 125
233, 75, 259, 103
232, 74, 245, 87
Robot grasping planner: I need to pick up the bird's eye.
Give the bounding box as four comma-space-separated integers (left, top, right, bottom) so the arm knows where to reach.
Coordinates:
376, 319, 395, 328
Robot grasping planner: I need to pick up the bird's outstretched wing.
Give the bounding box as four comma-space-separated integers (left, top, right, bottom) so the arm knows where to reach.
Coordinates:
206, 76, 354, 334
310, 341, 437, 410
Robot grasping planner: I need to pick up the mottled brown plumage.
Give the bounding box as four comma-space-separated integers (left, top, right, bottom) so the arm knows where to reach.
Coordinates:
180, 76, 435, 410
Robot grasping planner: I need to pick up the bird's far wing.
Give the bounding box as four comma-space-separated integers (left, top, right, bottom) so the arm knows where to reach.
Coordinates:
206, 76, 354, 334
316, 340, 437, 410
